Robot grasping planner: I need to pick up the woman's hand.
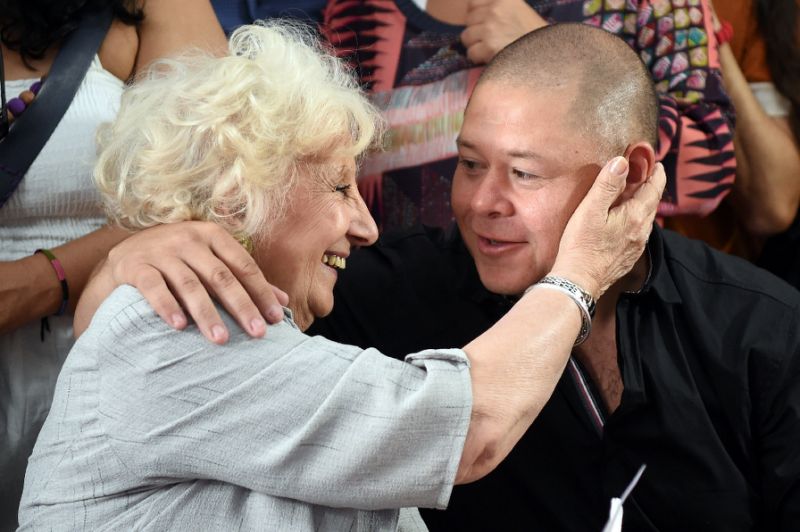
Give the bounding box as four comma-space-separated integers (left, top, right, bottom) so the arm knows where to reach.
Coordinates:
80, 222, 288, 344
552, 157, 666, 299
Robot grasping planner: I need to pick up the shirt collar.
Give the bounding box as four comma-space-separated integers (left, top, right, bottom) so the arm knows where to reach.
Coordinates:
635, 224, 683, 305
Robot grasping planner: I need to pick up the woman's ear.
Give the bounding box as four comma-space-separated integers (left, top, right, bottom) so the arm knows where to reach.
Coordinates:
621, 141, 657, 200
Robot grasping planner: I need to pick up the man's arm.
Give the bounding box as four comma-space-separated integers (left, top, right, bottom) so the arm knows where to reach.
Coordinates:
75, 222, 289, 343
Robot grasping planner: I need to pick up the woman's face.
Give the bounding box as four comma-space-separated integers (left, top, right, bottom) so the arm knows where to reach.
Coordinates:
254, 158, 378, 330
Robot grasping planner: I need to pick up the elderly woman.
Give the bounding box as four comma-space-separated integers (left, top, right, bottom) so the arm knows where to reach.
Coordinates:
18, 22, 660, 531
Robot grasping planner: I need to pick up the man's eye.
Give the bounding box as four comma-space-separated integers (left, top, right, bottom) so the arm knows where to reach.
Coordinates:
512, 168, 538, 180
458, 158, 479, 171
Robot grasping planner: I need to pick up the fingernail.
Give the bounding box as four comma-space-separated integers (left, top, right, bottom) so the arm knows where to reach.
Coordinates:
610, 156, 628, 176
211, 325, 227, 343
250, 318, 266, 336
171, 313, 187, 329
267, 304, 284, 323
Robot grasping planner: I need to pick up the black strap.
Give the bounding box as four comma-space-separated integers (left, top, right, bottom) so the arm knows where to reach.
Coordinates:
0, 52, 9, 139
0, 7, 114, 209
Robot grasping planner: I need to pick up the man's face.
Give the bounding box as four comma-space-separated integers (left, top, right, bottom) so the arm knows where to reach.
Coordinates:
452, 81, 604, 295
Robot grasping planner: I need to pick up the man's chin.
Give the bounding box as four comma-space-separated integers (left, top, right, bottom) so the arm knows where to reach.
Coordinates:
477, 271, 534, 297
465, 241, 548, 296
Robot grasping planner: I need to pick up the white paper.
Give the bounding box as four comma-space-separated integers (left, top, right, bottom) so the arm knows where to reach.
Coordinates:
600, 464, 646, 532
607, 497, 623, 532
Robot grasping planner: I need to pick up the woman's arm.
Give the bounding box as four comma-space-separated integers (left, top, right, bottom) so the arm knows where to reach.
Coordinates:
0, 226, 130, 334
134, 0, 227, 72
459, 0, 548, 64
716, 42, 800, 236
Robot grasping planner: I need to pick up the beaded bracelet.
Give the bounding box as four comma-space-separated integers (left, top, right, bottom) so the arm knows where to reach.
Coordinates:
7, 78, 44, 123
35, 248, 69, 316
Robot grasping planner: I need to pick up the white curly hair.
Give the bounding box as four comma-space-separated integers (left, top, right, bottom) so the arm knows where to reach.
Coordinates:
94, 21, 382, 240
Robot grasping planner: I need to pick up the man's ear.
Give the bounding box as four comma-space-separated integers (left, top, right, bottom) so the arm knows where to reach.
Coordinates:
621, 141, 656, 201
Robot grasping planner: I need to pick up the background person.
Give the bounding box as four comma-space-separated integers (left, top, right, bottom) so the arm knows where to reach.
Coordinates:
0, 1, 237, 528
210, 0, 326, 34
321, 0, 734, 231
665, 0, 800, 263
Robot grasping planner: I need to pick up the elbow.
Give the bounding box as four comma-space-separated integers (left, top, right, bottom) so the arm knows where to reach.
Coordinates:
743, 203, 799, 237
454, 414, 510, 485
455, 440, 500, 485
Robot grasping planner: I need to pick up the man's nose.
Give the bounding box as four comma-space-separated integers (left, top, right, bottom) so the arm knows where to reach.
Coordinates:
470, 169, 513, 217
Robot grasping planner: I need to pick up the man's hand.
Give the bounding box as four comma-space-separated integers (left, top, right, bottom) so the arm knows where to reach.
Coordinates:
89, 222, 288, 344
552, 157, 666, 299
460, 0, 547, 65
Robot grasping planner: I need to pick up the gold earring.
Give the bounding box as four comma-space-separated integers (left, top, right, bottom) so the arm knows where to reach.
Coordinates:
236, 234, 254, 255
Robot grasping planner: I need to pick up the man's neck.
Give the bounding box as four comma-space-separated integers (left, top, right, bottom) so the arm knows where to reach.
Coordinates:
597, 249, 650, 321
571, 249, 650, 413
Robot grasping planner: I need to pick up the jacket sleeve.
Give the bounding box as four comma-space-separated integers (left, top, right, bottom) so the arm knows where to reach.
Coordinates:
96, 290, 472, 511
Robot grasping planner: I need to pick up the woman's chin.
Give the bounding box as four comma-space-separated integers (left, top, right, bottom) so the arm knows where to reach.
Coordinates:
313, 300, 335, 321
292, 302, 334, 332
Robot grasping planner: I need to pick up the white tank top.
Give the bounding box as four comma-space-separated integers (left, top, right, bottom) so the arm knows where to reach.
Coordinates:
0, 55, 124, 260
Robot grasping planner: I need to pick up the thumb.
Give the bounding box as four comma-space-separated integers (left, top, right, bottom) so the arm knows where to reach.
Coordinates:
583, 156, 629, 214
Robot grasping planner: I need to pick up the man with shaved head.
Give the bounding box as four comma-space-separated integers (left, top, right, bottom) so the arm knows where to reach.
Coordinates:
454, 24, 659, 299
310, 23, 800, 530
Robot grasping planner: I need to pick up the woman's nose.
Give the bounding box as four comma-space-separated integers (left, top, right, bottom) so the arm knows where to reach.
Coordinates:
349, 194, 379, 246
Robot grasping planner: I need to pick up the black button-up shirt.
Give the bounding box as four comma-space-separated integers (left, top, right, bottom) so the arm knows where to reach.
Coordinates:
309, 225, 800, 531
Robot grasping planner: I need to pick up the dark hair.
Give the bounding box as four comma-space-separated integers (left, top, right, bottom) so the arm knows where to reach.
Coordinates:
0, 0, 143, 65
756, 0, 800, 143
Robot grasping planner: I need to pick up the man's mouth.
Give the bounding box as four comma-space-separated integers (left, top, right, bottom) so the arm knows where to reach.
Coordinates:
475, 235, 527, 255
322, 253, 347, 270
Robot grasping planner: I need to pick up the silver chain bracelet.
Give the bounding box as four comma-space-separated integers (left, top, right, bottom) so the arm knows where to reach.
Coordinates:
525, 275, 596, 345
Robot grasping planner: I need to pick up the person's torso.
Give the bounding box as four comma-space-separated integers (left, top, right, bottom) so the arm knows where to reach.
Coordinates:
314, 226, 792, 531
0, 55, 124, 260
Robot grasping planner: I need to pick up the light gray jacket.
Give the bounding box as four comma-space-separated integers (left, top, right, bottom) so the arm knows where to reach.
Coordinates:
18, 286, 472, 531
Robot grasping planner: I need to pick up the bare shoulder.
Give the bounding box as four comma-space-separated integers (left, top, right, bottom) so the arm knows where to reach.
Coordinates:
133, 0, 226, 74
98, 19, 139, 82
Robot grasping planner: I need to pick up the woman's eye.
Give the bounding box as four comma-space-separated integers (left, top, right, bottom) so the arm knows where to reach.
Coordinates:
334, 184, 351, 195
